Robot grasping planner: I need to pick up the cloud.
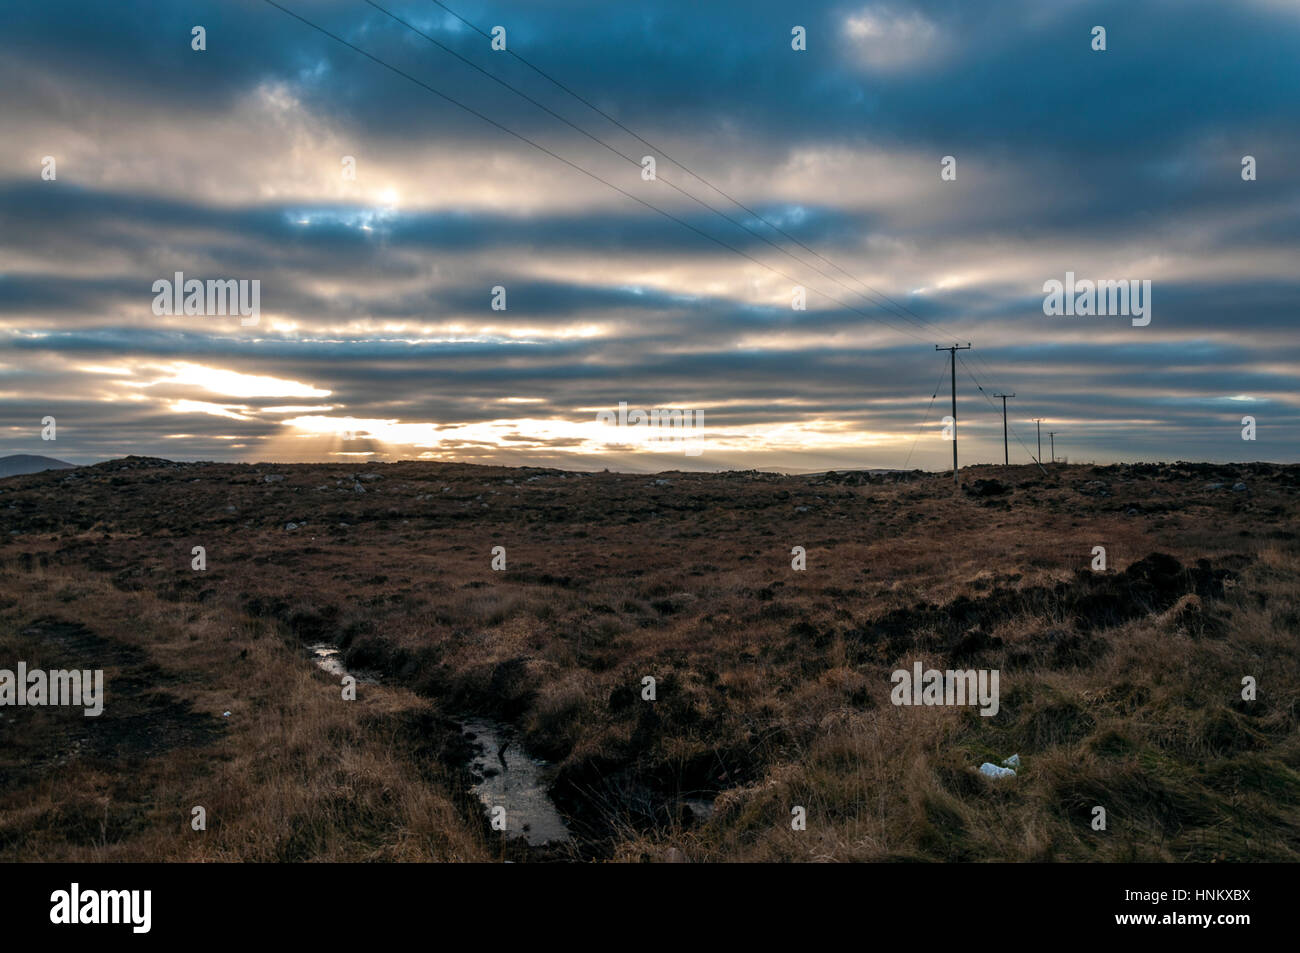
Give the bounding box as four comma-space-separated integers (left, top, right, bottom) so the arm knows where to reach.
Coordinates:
0, 0, 1298, 467
842, 5, 946, 71
145, 363, 332, 400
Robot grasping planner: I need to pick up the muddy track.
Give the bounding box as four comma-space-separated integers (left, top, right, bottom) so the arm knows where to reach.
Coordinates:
0, 618, 224, 788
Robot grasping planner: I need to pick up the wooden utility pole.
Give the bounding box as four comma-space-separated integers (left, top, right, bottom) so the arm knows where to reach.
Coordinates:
1048, 431, 1058, 464
1032, 418, 1044, 465
993, 393, 1015, 465
935, 344, 972, 484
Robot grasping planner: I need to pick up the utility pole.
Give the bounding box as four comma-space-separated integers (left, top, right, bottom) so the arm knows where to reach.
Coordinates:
1048, 431, 1057, 464
993, 393, 1015, 466
935, 343, 972, 484
1032, 418, 1044, 465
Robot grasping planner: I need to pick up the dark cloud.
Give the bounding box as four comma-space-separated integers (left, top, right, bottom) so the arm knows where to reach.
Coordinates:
1, 0, 1297, 468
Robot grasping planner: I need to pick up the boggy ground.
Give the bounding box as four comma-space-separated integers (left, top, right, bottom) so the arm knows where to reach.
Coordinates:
0, 457, 1297, 862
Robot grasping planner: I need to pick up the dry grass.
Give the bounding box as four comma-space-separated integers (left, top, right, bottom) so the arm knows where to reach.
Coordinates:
0, 567, 491, 861
1, 457, 1297, 861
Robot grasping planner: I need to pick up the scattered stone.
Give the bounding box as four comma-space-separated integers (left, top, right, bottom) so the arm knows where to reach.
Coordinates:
965, 478, 1009, 498
1232, 482, 1248, 492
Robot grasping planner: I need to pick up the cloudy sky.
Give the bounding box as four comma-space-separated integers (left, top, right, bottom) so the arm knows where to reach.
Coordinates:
2, 0, 1297, 471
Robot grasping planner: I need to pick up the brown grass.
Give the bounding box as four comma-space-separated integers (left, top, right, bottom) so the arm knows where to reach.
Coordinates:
1, 457, 1297, 861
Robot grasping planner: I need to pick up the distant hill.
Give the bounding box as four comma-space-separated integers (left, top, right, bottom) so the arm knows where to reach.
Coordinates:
0, 454, 76, 478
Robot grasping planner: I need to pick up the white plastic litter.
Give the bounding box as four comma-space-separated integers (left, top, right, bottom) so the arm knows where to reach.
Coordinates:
1003, 754, 1021, 769
979, 762, 1016, 778
222, 711, 231, 717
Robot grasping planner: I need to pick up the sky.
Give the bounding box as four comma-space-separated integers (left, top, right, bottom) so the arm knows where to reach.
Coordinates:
1, 0, 1297, 471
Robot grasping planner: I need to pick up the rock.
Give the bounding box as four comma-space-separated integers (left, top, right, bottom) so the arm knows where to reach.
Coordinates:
263, 474, 285, 483
1232, 482, 1248, 492
979, 762, 1016, 779
285, 522, 299, 531
353, 483, 366, 493
965, 478, 1009, 498
1205, 482, 1225, 490
360, 473, 381, 481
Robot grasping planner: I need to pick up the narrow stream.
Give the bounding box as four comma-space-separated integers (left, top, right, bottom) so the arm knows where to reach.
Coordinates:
307, 643, 379, 683
307, 643, 571, 846
462, 718, 572, 846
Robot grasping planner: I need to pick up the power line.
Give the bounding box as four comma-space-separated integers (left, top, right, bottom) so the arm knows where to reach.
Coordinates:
389, 3, 1056, 466
262, 0, 940, 345
271, 0, 1047, 477
363, 0, 919, 331
363, 0, 966, 347
958, 356, 1045, 473
901, 362, 949, 471
963, 357, 1039, 469
413, 0, 984, 347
